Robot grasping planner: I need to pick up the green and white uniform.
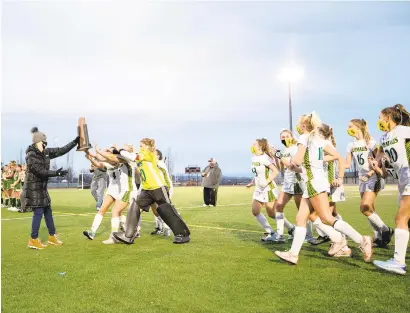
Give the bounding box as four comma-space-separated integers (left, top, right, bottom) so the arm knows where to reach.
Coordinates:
158, 160, 173, 199
298, 134, 330, 199
251, 154, 279, 203
324, 142, 345, 202
281, 145, 304, 195
380, 125, 410, 200
13, 172, 22, 191
346, 138, 384, 193
106, 162, 138, 203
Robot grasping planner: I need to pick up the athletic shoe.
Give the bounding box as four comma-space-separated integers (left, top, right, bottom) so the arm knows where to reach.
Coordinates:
8, 207, 19, 212
163, 228, 172, 237
374, 258, 407, 275
261, 232, 277, 242
333, 247, 352, 258
304, 235, 316, 244
48, 234, 63, 246
360, 236, 373, 263
309, 235, 331, 246
96, 207, 100, 211
380, 228, 394, 248
83, 230, 95, 240
173, 235, 190, 244
151, 227, 163, 235
112, 231, 134, 244
102, 234, 119, 245
273, 235, 286, 243
373, 238, 382, 248
202, 204, 209, 207
287, 228, 294, 241
274, 251, 298, 265
28, 238, 47, 250
328, 239, 346, 256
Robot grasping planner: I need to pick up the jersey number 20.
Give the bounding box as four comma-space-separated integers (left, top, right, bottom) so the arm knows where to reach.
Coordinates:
140, 169, 147, 182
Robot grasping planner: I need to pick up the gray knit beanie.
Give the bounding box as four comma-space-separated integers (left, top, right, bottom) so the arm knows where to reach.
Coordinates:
31, 127, 47, 144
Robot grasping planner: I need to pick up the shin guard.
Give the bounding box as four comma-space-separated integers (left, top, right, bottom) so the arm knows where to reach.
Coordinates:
157, 203, 190, 237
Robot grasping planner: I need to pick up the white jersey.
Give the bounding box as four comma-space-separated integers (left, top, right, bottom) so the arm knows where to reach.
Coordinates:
251, 154, 275, 189
281, 145, 301, 184
157, 160, 173, 198
298, 134, 328, 182
346, 139, 377, 176
103, 162, 119, 186
380, 125, 410, 185
118, 163, 137, 193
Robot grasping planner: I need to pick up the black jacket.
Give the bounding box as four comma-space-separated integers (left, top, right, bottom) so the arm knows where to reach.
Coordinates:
23, 140, 77, 208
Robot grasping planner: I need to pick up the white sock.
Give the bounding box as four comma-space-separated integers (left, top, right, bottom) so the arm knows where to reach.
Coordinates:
120, 215, 127, 224
255, 214, 272, 233
290, 227, 307, 256
154, 216, 160, 228
276, 212, 285, 236
306, 220, 313, 238
316, 226, 326, 237
335, 214, 343, 221
333, 220, 362, 244
111, 217, 120, 233
368, 219, 381, 239
394, 228, 409, 265
313, 218, 343, 243
91, 213, 103, 233
163, 223, 171, 231
157, 216, 164, 229
284, 217, 295, 231
368, 212, 389, 232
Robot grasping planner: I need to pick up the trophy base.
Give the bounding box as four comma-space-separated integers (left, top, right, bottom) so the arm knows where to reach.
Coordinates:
77, 144, 92, 152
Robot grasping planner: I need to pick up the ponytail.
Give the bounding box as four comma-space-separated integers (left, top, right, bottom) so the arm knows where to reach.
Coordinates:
381, 104, 410, 126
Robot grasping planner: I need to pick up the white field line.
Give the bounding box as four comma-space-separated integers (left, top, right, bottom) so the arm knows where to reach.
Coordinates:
1, 203, 250, 221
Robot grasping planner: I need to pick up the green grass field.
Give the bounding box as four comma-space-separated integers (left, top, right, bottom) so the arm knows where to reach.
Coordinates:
1, 186, 409, 313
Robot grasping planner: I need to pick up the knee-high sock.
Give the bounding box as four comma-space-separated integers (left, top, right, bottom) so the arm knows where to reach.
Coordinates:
313, 218, 343, 243
276, 212, 285, 236
111, 217, 120, 233
284, 217, 295, 231
306, 220, 313, 238
368, 212, 389, 232
91, 213, 104, 233
255, 214, 272, 233
290, 227, 307, 256
368, 219, 381, 239
394, 228, 409, 265
333, 220, 363, 244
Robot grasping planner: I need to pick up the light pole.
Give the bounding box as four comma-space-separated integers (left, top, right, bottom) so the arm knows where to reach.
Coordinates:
278, 65, 304, 131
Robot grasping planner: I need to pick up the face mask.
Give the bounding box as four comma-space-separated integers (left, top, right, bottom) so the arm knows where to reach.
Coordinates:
296, 125, 303, 135
250, 146, 257, 154
347, 128, 357, 137
378, 120, 389, 132
281, 138, 293, 147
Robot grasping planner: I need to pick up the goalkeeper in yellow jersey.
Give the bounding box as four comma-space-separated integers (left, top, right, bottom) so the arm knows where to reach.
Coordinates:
113, 138, 190, 244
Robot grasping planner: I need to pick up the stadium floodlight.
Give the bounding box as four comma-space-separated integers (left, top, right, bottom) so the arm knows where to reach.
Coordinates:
278, 64, 304, 131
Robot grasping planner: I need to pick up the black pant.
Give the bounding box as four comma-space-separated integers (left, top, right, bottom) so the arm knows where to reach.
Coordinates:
203, 187, 218, 206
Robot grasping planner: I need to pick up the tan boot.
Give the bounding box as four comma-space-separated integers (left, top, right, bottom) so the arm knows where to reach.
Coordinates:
28, 238, 47, 250
48, 234, 63, 246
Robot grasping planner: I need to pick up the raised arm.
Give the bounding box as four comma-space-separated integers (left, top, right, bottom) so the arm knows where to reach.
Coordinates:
46, 137, 79, 159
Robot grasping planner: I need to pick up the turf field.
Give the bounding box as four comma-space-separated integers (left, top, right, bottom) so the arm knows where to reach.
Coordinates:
1, 186, 409, 313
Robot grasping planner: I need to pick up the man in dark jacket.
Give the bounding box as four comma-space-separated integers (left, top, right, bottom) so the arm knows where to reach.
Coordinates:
202, 158, 222, 207
24, 127, 79, 249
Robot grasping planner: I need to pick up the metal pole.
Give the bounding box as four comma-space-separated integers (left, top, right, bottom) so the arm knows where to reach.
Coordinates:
288, 81, 293, 131
81, 173, 84, 190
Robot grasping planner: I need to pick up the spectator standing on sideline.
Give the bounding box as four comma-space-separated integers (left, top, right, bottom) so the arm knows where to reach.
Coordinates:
24, 127, 80, 249
90, 164, 108, 211
202, 158, 222, 207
